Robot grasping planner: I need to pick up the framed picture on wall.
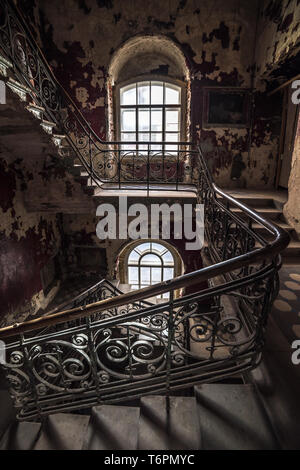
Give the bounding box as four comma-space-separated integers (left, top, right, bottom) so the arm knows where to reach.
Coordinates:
203, 88, 251, 128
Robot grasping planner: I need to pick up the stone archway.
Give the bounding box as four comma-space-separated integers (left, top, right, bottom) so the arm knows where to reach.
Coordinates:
106, 35, 191, 142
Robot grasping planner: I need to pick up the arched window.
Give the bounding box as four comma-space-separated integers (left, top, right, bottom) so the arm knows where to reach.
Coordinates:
119, 79, 183, 153
128, 242, 175, 298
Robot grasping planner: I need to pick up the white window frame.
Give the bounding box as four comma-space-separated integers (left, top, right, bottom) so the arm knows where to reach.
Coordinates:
115, 76, 186, 153
127, 242, 175, 299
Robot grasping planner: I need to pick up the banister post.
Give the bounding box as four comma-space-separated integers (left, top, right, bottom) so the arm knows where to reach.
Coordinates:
166, 290, 174, 395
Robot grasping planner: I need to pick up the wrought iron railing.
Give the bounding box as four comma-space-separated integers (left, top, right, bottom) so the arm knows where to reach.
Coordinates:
0, 0, 195, 190
0, 0, 290, 420
0, 145, 290, 419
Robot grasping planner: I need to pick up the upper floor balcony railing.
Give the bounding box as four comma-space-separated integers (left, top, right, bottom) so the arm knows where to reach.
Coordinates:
0, 0, 195, 190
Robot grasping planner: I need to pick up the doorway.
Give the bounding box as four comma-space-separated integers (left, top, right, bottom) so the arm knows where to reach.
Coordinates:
276, 84, 299, 189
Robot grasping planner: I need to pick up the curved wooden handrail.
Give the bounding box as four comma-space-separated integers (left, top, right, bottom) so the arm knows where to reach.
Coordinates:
0, 199, 289, 338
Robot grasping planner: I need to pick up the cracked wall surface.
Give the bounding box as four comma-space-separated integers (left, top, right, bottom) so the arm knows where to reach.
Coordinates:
256, 0, 300, 83
284, 112, 300, 235
14, 0, 299, 190
20, 0, 282, 189
0, 149, 62, 325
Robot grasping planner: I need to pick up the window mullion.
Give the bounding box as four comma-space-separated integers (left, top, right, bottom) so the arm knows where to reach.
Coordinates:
150, 82, 152, 146
136, 84, 138, 154
163, 84, 166, 156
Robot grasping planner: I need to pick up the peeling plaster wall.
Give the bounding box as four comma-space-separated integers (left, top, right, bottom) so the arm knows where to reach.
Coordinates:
0, 149, 62, 326
284, 112, 300, 236
18, 0, 285, 189
255, 0, 300, 83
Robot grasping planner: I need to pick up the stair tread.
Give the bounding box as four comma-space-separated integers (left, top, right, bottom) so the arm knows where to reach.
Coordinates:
252, 222, 291, 230
232, 207, 281, 213
84, 405, 140, 450
138, 396, 201, 450
195, 384, 278, 450
0, 421, 41, 450
35, 413, 89, 450
286, 239, 300, 247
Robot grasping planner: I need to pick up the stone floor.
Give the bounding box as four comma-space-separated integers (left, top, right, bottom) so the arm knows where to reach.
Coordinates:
250, 263, 300, 449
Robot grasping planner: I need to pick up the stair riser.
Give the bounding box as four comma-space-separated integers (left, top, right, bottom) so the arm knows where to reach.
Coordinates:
229, 198, 276, 208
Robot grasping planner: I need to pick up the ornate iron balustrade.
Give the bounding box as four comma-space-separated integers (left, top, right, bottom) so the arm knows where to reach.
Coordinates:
0, 0, 195, 190
0, 0, 290, 420
0, 145, 290, 420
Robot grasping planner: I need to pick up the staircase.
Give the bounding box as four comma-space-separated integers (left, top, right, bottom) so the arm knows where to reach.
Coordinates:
226, 190, 300, 264
0, 58, 95, 213
0, 0, 292, 452
0, 384, 278, 450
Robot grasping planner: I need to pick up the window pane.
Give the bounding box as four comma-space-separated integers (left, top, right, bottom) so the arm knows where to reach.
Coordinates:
141, 253, 161, 265
121, 132, 135, 142
151, 243, 166, 254
136, 243, 151, 254
138, 133, 149, 153
150, 133, 163, 151
166, 133, 179, 142
138, 82, 150, 104
151, 82, 163, 104
121, 85, 136, 105
151, 133, 163, 142
166, 109, 180, 132
128, 266, 138, 283
163, 267, 174, 281
121, 143, 136, 152
162, 251, 174, 264
128, 249, 139, 262
165, 133, 179, 152
151, 109, 163, 132
138, 109, 150, 131
141, 267, 150, 283
151, 267, 162, 283
138, 133, 150, 142
121, 109, 136, 131
165, 85, 180, 104
150, 133, 162, 151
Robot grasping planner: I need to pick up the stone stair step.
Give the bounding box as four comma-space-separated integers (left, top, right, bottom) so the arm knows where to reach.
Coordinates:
223, 196, 276, 208
252, 221, 293, 232
35, 413, 89, 450
282, 239, 300, 257
40, 119, 57, 135
83, 405, 140, 450
231, 206, 282, 220
138, 396, 201, 450
0, 421, 41, 450
6, 77, 31, 102
194, 384, 278, 450
26, 103, 45, 120
0, 54, 13, 77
